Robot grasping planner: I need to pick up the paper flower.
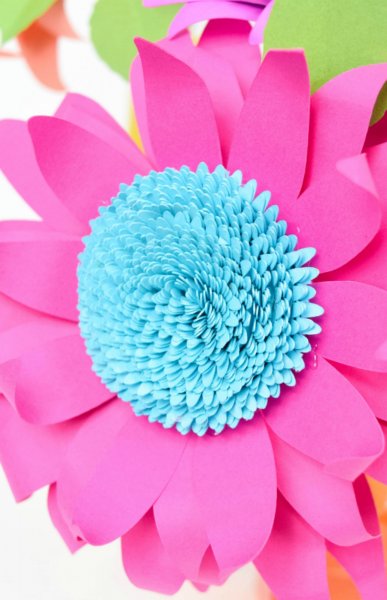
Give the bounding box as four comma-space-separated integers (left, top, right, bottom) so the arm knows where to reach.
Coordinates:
142, 0, 274, 44
1, 23, 387, 597
0, 0, 76, 89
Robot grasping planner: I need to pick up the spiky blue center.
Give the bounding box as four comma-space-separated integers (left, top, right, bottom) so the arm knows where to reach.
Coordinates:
78, 164, 323, 436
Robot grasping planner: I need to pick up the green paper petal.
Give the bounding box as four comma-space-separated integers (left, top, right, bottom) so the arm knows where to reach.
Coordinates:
0, 0, 55, 42
90, 0, 181, 79
264, 0, 387, 94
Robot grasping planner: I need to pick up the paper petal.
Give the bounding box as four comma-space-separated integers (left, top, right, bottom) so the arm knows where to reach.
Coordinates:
0, 318, 75, 366
154, 442, 208, 580
367, 422, 387, 484
14, 333, 114, 425
0, 120, 83, 234
18, 23, 63, 90
264, 0, 387, 95
0, 0, 54, 42
367, 142, 387, 212
159, 33, 243, 162
38, 0, 76, 39
47, 484, 85, 553
285, 172, 381, 273
57, 399, 129, 521
197, 547, 232, 587
315, 281, 387, 372
327, 507, 387, 599
198, 20, 260, 97
332, 363, 387, 421
28, 117, 140, 228
0, 234, 82, 321
90, 0, 179, 79
0, 399, 80, 501
228, 50, 310, 204
305, 63, 387, 186
265, 357, 384, 481
249, 0, 274, 45
168, 2, 261, 39
254, 494, 330, 600
193, 418, 276, 570
272, 434, 379, 545
55, 93, 151, 174
135, 38, 222, 171
66, 409, 187, 544
122, 510, 185, 594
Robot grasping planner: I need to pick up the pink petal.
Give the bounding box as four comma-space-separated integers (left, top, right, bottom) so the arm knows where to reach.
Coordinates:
254, 495, 330, 600
197, 547, 232, 586
14, 333, 114, 425
315, 281, 387, 372
272, 434, 379, 545
305, 63, 387, 187
55, 93, 151, 174
367, 421, 387, 484
323, 227, 387, 291
366, 112, 387, 148
130, 55, 157, 164
332, 363, 387, 421
0, 320, 76, 365
328, 537, 387, 600
198, 20, 260, 97
154, 441, 208, 580
249, 0, 274, 45
265, 357, 384, 481
47, 484, 85, 553
0, 120, 83, 234
159, 34, 243, 162
336, 153, 379, 200
0, 398, 81, 501
28, 117, 141, 228
285, 172, 381, 273
135, 38, 222, 171
228, 50, 310, 204
168, 2, 261, 39
367, 142, 387, 213
0, 288, 47, 332
193, 417, 276, 570
62, 408, 187, 544
0, 234, 82, 321
57, 399, 129, 520
121, 510, 185, 594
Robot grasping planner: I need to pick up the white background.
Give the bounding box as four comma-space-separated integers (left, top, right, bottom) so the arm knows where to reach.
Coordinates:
0, 1, 271, 598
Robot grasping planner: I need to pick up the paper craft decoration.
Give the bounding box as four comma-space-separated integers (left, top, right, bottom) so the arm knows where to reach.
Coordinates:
264, 0, 387, 92
142, 0, 274, 43
0, 0, 76, 89
1, 21, 387, 598
90, 0, 181, 78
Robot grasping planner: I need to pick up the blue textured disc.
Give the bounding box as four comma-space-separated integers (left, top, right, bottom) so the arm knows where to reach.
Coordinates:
78, 164, 323, 436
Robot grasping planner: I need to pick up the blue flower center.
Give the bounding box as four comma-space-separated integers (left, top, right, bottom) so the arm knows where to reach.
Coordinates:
78, 164, 323, 436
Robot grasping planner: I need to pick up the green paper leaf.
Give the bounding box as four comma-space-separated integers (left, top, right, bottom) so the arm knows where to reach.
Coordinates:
0, 0, 55, 43
264, 0, 387, 93
90, 0, 181, 79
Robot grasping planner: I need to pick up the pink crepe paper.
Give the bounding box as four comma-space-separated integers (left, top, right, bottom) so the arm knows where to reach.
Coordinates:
1, 24, 387, 597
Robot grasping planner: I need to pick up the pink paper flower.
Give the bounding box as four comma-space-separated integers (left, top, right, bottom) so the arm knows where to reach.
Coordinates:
143, 0, 274, 43
1, 23, 387, 597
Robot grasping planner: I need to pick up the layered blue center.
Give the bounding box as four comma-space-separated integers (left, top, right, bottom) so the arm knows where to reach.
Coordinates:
78, 164, 323, 436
